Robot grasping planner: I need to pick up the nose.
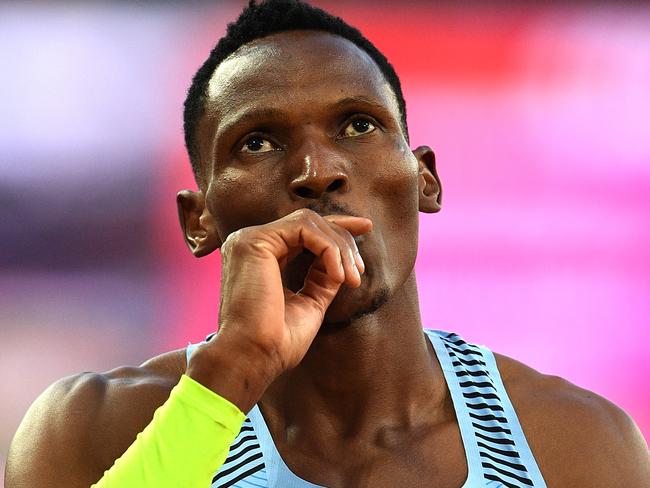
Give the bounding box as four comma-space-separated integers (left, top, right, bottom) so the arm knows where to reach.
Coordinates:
289, 153, 350, 200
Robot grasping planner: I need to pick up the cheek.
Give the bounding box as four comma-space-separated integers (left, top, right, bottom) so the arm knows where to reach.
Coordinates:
368, 142, 420, 220
366, 143, 420, 270
206, 167, 282, 238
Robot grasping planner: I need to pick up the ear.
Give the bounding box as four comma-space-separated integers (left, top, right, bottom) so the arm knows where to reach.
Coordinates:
176, 190, 221, 257
413, 145, 442, 213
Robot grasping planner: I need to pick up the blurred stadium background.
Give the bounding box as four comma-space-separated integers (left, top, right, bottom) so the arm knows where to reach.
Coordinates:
1, 0, 649, 479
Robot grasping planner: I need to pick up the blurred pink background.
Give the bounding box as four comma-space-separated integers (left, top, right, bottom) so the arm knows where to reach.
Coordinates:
2, 1, 649, 480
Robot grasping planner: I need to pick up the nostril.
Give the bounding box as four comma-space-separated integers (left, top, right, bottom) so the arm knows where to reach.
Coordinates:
295, 186, 316, 199
326, 178, 345, 193
292, 177, 347, 199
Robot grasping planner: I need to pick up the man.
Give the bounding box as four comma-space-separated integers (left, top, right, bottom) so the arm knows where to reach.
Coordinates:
6, 1, 649, 487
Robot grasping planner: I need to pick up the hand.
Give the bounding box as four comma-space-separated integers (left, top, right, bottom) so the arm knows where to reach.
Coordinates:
187, 208, 372, 410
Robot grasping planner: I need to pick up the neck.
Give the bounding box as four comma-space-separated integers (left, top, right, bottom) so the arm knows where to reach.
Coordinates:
260, 272, 449, 442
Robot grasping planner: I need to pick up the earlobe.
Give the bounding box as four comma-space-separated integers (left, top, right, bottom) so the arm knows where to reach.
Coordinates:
413, 145, 442, 213
176, 190, 221, 257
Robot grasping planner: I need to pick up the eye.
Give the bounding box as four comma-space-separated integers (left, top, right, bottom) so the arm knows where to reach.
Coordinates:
240, 136, 277, 153
342, 117, 376, 138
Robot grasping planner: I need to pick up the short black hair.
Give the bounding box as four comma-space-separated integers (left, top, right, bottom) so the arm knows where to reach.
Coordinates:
183, 0, 408, 183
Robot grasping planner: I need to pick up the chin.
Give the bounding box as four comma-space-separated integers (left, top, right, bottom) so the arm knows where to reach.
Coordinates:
320, 283, 390, 329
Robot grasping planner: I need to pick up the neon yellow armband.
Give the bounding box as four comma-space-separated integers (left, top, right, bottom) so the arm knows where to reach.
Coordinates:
92, 374, 246, 487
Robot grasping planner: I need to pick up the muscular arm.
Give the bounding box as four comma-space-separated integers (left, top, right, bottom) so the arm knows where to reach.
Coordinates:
7, 210, 370, 487
5, 354, 183, 488
497, 355, 650, 487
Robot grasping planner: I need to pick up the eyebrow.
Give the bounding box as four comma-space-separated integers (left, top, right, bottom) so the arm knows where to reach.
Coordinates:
216, 107, 285, 141
217, 95, 392, 140
332, 95, 390, 112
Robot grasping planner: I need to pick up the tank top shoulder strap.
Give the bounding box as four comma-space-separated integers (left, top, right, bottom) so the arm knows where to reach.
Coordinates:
424, 329, 547, 488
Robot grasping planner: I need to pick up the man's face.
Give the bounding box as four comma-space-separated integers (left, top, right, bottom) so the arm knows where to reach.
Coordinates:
194, 30, 437, 325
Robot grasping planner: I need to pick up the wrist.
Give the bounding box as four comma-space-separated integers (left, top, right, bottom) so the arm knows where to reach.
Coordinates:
186, 332, 279, 413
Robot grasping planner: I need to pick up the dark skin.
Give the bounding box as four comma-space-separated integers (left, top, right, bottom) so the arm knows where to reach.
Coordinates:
6, 31, 649, 488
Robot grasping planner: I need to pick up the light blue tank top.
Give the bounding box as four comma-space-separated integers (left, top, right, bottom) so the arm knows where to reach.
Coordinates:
186, 329, 547, 487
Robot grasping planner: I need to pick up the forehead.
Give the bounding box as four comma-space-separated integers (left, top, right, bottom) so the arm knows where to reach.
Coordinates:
205, 30, 400, 128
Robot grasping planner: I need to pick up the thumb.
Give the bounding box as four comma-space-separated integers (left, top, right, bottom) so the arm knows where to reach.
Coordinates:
296, 256, 342, 314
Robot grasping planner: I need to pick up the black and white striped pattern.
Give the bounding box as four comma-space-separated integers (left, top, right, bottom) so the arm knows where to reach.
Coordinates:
440, 332, 537, 488
210, 417, 268, 488
193, 329, 544, 487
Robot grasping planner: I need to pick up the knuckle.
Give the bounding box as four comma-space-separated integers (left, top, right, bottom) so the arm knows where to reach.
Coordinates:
294, 207, 318, 222
220, 234, 235, 255
288, 209, 320, 232
221, 229, 240, 250
222, 226, 279, 259
222, 228, 250, 254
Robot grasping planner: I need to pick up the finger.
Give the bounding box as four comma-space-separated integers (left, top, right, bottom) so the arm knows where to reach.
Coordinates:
296, 255, 342, 313
282, 210, 367, 285
324, 217, 367, 275
323, 215, 373, 236
325, 221, 364, 286
307, 217, 362, 288
323, 216, 371, 278
271, 211, 369, 284
275, 220, 345, 284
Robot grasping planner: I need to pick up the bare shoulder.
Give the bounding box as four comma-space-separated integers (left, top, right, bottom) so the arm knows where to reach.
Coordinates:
5, 348, 187, 488
494, 353, 650, 487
